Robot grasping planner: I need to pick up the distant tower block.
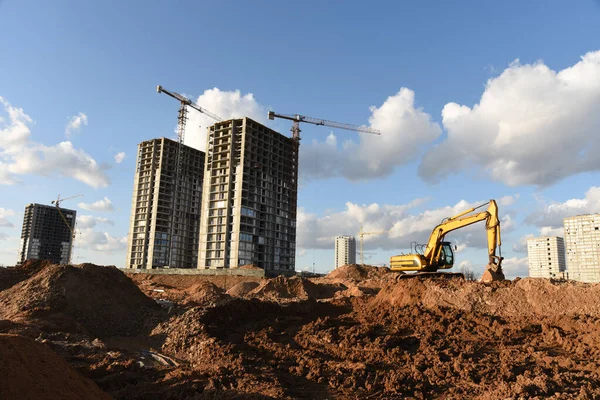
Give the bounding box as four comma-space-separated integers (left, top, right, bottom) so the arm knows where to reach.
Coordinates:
18, 203, 76, 265
335, 235, 356, 268
564, 214, 600, 282
527, 236, 566, 279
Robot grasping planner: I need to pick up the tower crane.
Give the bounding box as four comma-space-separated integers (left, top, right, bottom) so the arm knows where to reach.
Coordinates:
267, 111, 381, 142
156, 85, 223, 267
358, 225, 388, 265
51, 193, 83, 265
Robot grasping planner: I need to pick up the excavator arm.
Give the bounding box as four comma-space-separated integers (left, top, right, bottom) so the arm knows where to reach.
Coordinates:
424, 200, 502, 271
390, 199, 504, 281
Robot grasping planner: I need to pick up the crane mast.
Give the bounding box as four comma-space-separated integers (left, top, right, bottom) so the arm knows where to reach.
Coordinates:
358, 225, 388, 265
157, 85, 223, 267
51, 193, 83, 265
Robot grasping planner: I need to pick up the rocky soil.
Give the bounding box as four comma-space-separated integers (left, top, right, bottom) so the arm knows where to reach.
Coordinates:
3, 262, 600, 399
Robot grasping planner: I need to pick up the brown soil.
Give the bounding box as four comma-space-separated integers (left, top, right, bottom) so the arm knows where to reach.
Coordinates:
5, 262, 600, 399
0, 334, 110, 400
0, 262, 162, 338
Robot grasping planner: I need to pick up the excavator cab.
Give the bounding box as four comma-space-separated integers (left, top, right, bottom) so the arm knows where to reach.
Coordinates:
439, 241, 454, 268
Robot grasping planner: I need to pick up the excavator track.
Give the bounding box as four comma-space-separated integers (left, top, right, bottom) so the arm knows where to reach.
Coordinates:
394, 272, 466, 281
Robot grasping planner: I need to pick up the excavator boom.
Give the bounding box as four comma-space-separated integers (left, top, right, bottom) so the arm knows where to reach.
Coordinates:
390, 200, 504, 281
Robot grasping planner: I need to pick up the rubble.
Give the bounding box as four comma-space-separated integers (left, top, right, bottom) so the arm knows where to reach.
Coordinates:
3, 261, 600, 399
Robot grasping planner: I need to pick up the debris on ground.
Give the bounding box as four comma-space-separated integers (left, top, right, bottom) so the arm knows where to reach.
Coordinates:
3, 262, 600, 399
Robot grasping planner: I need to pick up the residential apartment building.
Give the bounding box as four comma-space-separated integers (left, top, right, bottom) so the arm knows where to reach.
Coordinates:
17, 203, 76, 265
197, 117, 298, 274
527, 236, 566, 279
564, 214, 600, 282
335, 235, 356, 268
126, 138, 205, 269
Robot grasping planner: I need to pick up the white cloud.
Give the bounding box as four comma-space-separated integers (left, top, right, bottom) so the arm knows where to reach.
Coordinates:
299, 88, 441, 181
0, 208, 16, 227
77, 228, 126, 253
180, 88, 266, 152
175, 87, 442, 183
513, 234, 534, 253
114, 152, 126, 164
419, 50, 600, 187
526, 186, 600, 228
0, 233, 9, 240
65, 112, 88, 138
498, 194, 520, 207
501, 256, 529, 278
0, 97, 109, 188
77, 215, 114, 229
297, 197, 513, 253
78, 196, 115, 212
539, 226, 564, 237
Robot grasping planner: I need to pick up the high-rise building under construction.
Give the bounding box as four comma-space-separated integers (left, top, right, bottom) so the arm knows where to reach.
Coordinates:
17, 203, 76, 265
197, 117, 298, 274
126, 138, 205, 269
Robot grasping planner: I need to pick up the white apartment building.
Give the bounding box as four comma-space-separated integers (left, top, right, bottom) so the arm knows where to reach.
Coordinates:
335, 236, 356, 268
527, 236, 566, 279
564, 214, 600, 282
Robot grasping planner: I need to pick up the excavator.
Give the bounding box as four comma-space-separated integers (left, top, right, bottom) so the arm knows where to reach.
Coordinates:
389, 199, 505, 282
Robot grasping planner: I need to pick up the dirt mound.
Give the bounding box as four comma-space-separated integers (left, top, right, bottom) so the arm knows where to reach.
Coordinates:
326, 264, 391, 280
0, 259, 54, 291
0, 334, 110, 400
238, 264, 263, 270
0, 263, 161, 338
247, 276, 345, 301
372, 277, 600, 319
185, 281, 229, 306
226, 281, 260, 297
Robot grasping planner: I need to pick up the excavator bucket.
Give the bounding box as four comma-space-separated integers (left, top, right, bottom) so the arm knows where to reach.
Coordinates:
480, 263, 505, 283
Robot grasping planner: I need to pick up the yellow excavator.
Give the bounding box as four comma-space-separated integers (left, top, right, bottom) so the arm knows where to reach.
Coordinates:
389, 199, 505, 282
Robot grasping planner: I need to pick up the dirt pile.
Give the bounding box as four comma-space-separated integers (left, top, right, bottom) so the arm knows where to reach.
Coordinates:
246, 276, 346, 301
185, 281, 229, 306
226, 281, 260, 297
0, 259, 53, 291
373, 277, 600, 319
326, 264, 392, 281
0, 334, 110, 400
0, 263, 161, 337
8, 263, 600, 399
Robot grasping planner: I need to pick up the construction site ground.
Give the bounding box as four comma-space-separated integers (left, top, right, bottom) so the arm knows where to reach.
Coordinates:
3, 261, 600, 399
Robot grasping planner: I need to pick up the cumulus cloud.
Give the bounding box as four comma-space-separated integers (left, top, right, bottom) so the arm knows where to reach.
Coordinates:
0, 208, 16, 227
299, 88, 441, 181
0, 232, 8, 240
65, 112, 88, 138
114, 152, 126, 164
297, 197, 513, 253
419, 50, 600, 187
0, 97, 109, 188
78, 196, 115, 212
525, 186, 600, 229
77, 228, 126, 253
501, 256, 529, 278
77, 215, 114, 229
180, 88, 266, 151
513, 234, 534, 253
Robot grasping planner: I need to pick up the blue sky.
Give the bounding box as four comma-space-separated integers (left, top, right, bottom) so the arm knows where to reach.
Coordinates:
1, 0, 600, 278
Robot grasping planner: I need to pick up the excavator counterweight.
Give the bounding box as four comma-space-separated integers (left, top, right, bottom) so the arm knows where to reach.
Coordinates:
389, 200, 505, 282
